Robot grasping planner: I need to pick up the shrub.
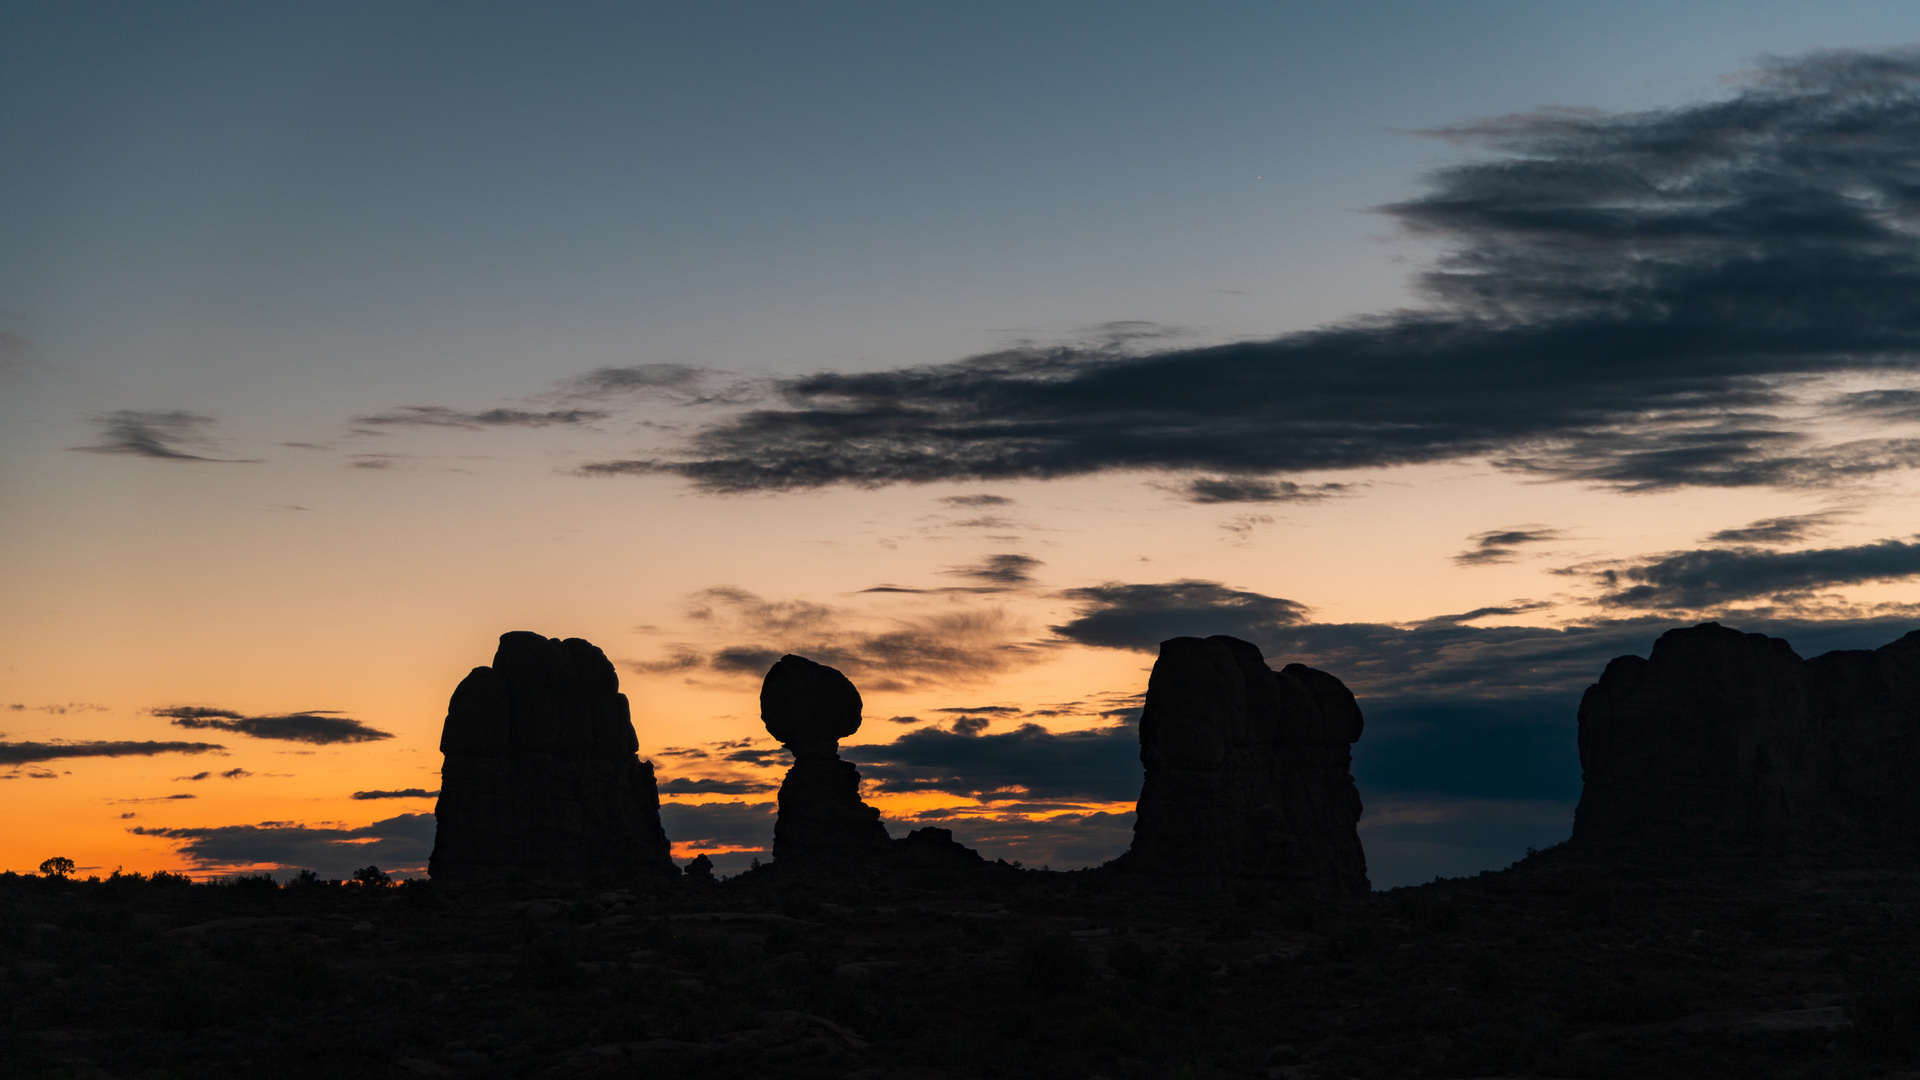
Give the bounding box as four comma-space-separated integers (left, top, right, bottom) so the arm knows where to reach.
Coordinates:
351, 866, 391, 889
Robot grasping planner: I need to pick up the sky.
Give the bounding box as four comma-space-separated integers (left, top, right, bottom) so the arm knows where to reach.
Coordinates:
9, 2, 1920, 887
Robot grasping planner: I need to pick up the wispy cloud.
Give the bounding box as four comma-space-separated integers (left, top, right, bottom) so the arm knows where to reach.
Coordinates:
1050, 580, 1310, 652
944, 553, 1042, 587
153, 706, 394, 745
351, 405, 608, 430
1453, 527, 1565, 567
129, 813, 435, 879
0, 740, 225, 766
1177, 477, 1352, 504
350, 788, 438, 800
1597, 537, 1920, 609
638, 586, 1041, 690
1707, 511, 1845, 546
70, 410, 258, 463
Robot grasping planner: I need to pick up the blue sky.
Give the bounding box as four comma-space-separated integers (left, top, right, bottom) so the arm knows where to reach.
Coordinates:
9, 2, 1920, 885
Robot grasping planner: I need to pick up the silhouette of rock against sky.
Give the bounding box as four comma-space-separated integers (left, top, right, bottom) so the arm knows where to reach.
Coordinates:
430, 632, 676, 881
1572, 622, 1920, 862
761, 655, 896, 865
1117, 635, 1369, 895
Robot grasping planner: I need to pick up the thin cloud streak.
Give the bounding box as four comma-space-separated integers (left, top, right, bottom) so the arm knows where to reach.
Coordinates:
153, 706, 394, 745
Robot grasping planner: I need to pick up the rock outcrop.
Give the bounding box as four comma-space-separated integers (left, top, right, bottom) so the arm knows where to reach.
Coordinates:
1571, 622, 1920, 862
761, 655, 896, 865
1117, 635, 1369, 895
430, 632, 677, 881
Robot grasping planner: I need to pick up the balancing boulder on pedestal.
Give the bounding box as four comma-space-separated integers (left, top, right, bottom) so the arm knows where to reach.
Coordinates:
761, 655, 896, 865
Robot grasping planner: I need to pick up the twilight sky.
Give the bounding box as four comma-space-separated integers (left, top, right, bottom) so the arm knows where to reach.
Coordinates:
10, 2, 1920, 887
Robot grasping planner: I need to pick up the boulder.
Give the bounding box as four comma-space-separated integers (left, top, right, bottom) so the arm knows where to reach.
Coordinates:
1117, 635, 1368, 895
430, 632, 677, 881
1571, 622, 1920, 861
761, 655, 896, 864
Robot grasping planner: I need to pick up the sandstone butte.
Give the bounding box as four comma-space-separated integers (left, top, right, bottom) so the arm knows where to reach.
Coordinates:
1571, 621, 1920, 864
429, 631, 677, 881
1114, 634, 1371, 897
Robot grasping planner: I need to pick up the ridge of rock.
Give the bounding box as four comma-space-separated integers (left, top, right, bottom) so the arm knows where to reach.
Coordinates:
430, 631, 677, 881
1115, 635, 1369, 896
1571, 621, 1920, 861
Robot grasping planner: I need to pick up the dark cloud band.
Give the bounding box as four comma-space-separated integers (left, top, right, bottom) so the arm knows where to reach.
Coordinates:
586, 50, 1920, 496
0, 740, 226, 766
154, 706, 394, 745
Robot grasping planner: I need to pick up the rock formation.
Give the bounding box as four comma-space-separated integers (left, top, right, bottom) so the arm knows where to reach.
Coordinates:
430, 632, 677, 881
761, 655, 897, 864
1571, 622, 1920, 862
1117, 635, 1369, 895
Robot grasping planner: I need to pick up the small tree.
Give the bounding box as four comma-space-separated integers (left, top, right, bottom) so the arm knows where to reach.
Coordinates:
352, 865, 391, 888
38, 856, 75, 879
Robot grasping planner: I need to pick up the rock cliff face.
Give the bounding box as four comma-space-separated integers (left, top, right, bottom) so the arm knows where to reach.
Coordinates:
1572, 622, 1920, 860
1118, 635, 1369, 895
761, 655, 896, 864
430, 632, 677, 881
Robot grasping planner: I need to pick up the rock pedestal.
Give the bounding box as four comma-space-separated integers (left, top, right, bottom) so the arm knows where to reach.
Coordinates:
761, 655, 895, 864
430, 632, 677, 881
1118, 635, 1369, 896
1572, 622, 1920, 861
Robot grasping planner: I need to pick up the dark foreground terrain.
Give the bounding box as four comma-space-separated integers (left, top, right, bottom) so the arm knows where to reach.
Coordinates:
7, 854, 1920, 1079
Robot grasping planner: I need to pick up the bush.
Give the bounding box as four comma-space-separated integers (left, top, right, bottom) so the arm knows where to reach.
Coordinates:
1016, 933, 1089, 994
351, 866, 391, 889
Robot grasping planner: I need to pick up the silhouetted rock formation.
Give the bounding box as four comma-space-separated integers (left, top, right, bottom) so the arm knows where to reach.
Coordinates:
430, 632, 677, 881
1571, 622, 1920, 862
684, 854, 715, 881
761, 655, 896, 865
1116, 635, 1369, 895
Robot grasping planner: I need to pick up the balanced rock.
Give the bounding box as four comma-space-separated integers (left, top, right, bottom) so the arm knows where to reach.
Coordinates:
761, 655, 895, 864
1571, 622, 1920, 861
1117, 635, 1369, 895
430, 632, 677, 881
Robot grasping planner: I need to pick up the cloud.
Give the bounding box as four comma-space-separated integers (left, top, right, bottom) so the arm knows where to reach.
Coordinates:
657, 800, 776, 851
945, 553, 1042, 587
174, 772, 211, 781
350, 406, 608, 429
1177, 477, 1352, 504
658, 777, 776, 795
1454, 527, 1565, 566
153, 706, 394, 745
1050, 580, 1310, 652
1707, 512, 1844, 545
220, 768, 251, 779
889, 807, 1137, 871
115, 794, 198, 803
350, 788, 439, 800
70, 410, 257, 462
587, 50, 1920, 496
128, 813, 435, 879
0, 740, 225, 766
641, 586, 1041, 690
1598, 537, 1920, 608
938, 494, 1012, 507
847, 722, 1142, 803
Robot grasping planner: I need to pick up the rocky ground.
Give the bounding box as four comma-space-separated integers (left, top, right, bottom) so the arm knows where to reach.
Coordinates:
7, 853, 1920, 1079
